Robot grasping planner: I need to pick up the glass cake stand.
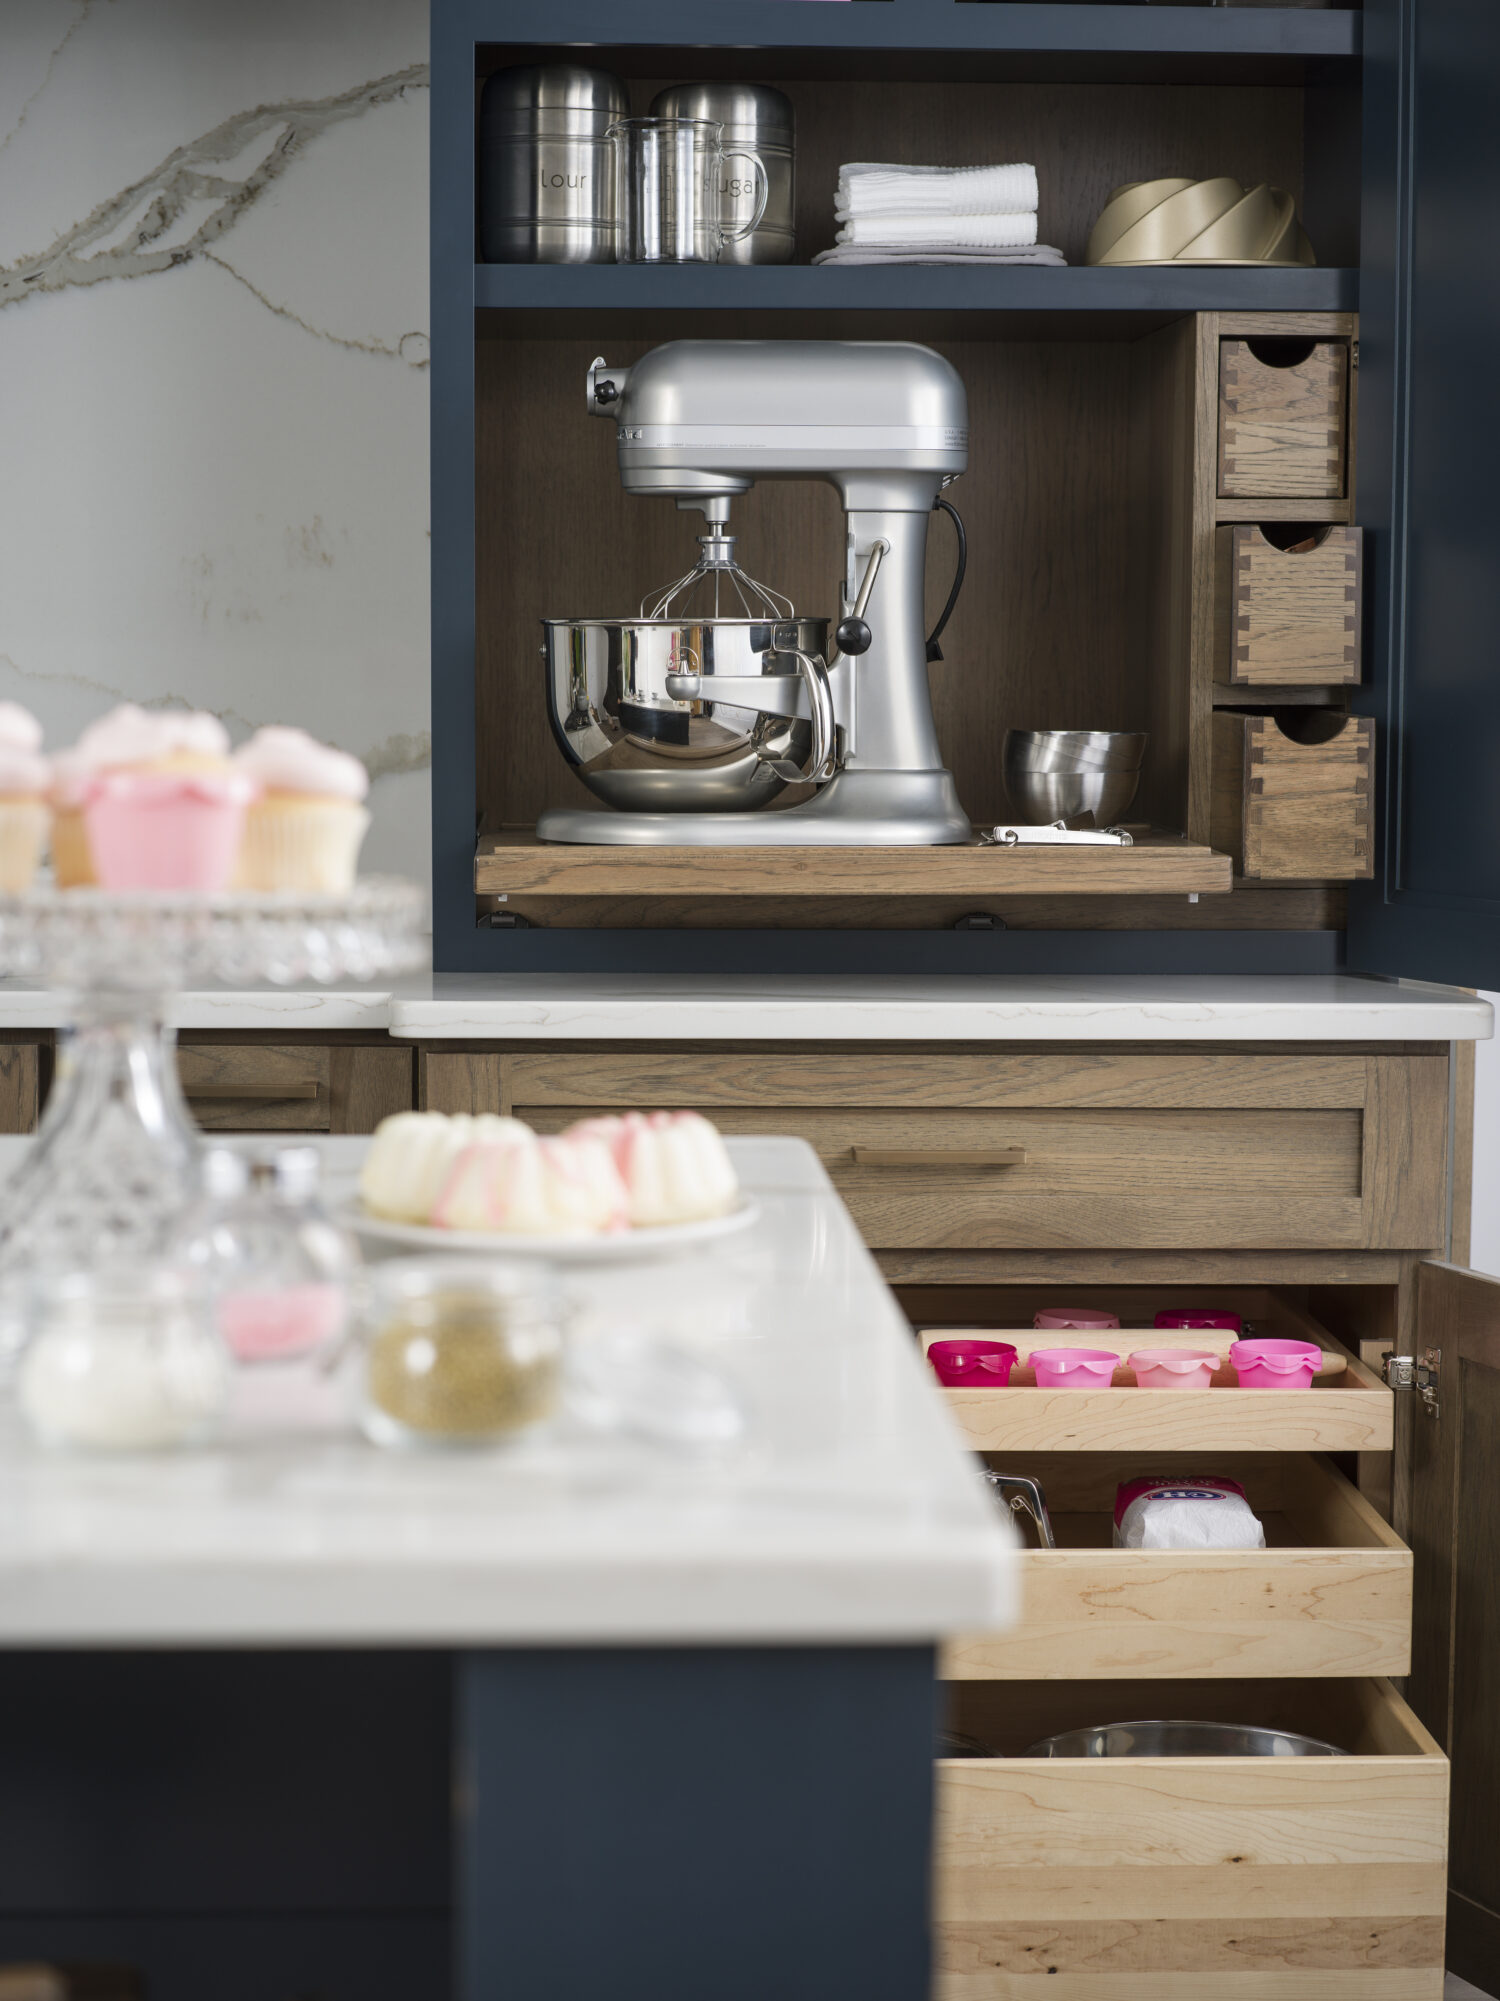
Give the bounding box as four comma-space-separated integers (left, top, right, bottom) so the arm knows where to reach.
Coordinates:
0, 880, 427, 1359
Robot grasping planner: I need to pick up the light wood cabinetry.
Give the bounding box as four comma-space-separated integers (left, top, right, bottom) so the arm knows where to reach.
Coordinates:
175, 1037, 415, 1135
415, 1027, 1476, 1997
0, 1043, 44, 1135
1217, 336, 1351, 500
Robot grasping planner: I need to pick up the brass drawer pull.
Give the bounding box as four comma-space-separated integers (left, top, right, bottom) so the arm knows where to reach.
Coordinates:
183, 1081, 320, 1101
851, 1146, 1027, 1169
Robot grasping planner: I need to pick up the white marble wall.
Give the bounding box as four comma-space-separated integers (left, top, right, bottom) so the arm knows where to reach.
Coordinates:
0, 0, 431, 885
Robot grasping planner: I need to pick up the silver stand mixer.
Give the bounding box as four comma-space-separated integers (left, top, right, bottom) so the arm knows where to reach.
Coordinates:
536, 340, 973, 846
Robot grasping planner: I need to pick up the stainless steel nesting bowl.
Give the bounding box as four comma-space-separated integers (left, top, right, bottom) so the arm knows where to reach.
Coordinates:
1024, 1720, 1344, 1759
543, 615, 829, 813
1002, 728, 1149, 826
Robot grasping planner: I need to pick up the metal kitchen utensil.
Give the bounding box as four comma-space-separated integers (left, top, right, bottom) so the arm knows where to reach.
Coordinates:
981, 822, 1134, 847
1002, 730, 1148, 827
1024, 1720, 1346, 1758
1086, 176, 1315, 267
649, 83, 795, 264
478, 63, 628, 264
609, 117, 768, 265
984, 1472, 1057, 1549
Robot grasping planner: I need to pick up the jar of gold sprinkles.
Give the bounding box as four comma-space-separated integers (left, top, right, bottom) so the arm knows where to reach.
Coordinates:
361, 1258, 566, 1450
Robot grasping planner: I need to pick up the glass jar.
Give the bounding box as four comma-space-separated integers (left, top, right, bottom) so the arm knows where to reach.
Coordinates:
173, 1146, 356, 1367
18, 1267, 230, 1451
361, 1259, 566, 1450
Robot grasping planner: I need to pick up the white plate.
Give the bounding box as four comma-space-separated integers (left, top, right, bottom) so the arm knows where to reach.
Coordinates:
338, 1194, 761, 1263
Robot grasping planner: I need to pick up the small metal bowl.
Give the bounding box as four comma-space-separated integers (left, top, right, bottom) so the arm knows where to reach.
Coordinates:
1002, 729, 1148, 826
1023, 1720, 1345, 1758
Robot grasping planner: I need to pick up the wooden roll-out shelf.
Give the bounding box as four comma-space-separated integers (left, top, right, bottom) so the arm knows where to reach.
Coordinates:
935, 1676, 1447, 2001
944, 1451, 1411, 1682
475, 830, 1231, 900
921, 1326, 1393, 1453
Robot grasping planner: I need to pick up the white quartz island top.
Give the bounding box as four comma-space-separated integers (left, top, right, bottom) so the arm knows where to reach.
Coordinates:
0, 972, 1488, 1040
0, 1137, 1017, 1648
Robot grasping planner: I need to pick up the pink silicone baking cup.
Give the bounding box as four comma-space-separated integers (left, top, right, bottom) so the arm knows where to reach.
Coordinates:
1127, 1347, 1220, 1391
1033, 1307, 1120, 1331
927, 1339, 1018, 1388
1030, 1346, 1120, 1389
1229, 1337, 1320, 1390
1154, 1308, 1243, 1334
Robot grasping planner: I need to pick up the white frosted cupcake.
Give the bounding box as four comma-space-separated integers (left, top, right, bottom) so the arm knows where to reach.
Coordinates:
232, 727, 369, 893
563, 1111, 740, 1226
359, 1112, 535, 1223
0, 703, 51, 893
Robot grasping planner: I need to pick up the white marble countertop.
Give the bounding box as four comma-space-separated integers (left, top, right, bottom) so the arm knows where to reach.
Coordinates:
0, 972, 1488, 1041
0, 1136, 1018, 1648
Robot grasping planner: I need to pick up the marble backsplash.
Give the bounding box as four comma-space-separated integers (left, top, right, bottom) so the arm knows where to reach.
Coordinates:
0, 0, 431, 885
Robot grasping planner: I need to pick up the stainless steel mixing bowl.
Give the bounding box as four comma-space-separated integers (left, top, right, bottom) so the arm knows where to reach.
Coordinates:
1002, 729, 1148, 826
543, 615, 833, 813
1024, 1720, 1344, 1758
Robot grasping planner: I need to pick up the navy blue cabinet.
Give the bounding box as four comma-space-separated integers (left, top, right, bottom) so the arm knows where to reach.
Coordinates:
434, 2, 1498, 986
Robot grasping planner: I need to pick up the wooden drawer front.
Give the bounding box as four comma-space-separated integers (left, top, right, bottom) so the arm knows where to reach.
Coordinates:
177, 1044, 331, 1132
527, 1102, 1366, 1249
1218, 337, 1349, 498
1214, 523, 1362, 686
0, 1043, 41, 1135
465, 1047, 1448, 1252
936, 1677, 1447, 2000
943, 1455, 1410, 1681
1212, 712, 1374, 881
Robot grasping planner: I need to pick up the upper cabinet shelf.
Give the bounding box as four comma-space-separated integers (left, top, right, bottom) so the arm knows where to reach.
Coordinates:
475, 263, 1358, 332
472, 4, 1360, 82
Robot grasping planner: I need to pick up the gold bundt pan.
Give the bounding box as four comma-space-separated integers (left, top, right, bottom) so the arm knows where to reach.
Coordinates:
1086, 176, 1316, 267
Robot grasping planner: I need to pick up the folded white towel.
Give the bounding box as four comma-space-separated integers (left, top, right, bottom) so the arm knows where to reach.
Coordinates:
813, 244, 1066, 268
836, 161, 1039, 217
836, 211, 1038, 250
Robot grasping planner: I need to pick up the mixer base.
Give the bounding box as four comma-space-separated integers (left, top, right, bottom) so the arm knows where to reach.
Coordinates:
537, 769, 973, 847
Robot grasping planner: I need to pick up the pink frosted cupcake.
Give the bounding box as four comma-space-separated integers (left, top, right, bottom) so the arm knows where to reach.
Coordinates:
0, 704, 51, 892
232, 727, 370, 893
73, 706, 257, 892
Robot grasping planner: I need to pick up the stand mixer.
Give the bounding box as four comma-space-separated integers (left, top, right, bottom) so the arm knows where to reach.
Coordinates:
537, 339, 973, 845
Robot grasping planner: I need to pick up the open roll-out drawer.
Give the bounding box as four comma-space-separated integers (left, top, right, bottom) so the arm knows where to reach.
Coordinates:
943, 1453, 1411, 1681
936, 1677, 1448, 2001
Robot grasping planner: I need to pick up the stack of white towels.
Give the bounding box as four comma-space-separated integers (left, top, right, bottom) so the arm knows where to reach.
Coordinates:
812, 161, 1065, 267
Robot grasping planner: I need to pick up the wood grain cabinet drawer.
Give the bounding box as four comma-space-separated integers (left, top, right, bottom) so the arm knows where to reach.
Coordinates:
943, 1453, 1410, 1682
1218, 335, 1349, 499
177, 1044, 331, 1130
499, 1049, 1449, 1252
1214, 523, 1362, 687
935, 1676, 1447, 2001
1212, 711, 1375, 881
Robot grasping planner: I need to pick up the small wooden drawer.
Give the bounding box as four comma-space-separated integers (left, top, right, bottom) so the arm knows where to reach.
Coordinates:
922, 1321, 1393, 1454
1211, 710, 1374, 881
176, 1043, 331, 1132
942, 1453, 1410, 1680
936, 1676, 1447, 2000
506, 1047, 1446, 1252
1214, 523, 1362, 686
1218, 336, 1349, 498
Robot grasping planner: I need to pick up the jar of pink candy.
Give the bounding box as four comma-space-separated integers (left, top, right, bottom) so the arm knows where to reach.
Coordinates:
172, 1146, 357, 1375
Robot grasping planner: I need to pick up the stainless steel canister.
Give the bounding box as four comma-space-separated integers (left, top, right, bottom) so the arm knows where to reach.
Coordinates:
479, 64, 629, 264
648, 83, 794, 265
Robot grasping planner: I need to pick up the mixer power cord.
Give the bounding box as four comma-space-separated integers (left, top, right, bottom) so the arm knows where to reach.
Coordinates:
926, 496, 968, 663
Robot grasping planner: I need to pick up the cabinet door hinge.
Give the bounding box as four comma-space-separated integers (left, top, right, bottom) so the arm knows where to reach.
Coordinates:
1382, 1346, 1441, 1417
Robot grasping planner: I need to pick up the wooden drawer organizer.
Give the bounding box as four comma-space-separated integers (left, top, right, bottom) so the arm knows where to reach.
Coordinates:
936, 1677, 1448, 2001
1218, 335, 1350, 499
456, 1045, 1449, 1253
1214, 523, 1362, 687
1212, 711, 1374, 881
